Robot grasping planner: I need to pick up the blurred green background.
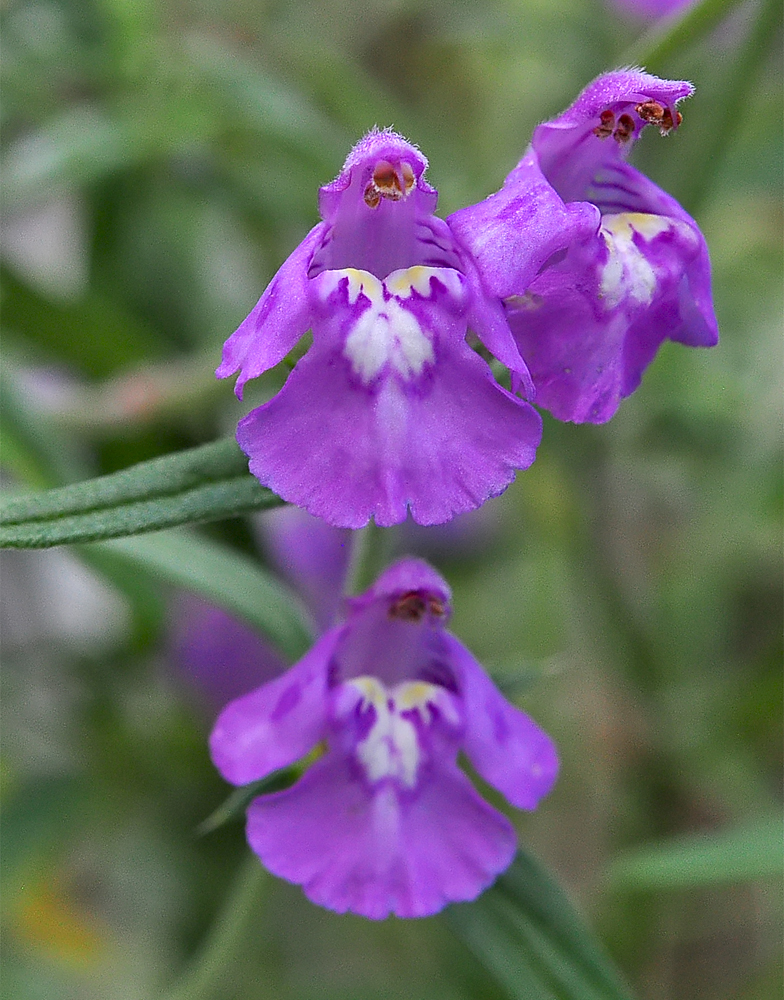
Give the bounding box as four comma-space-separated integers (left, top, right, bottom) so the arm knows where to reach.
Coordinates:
1, 0, 781, 997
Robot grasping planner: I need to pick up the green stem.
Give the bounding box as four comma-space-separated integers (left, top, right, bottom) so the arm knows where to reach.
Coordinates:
345, 521, 393, 595
163, 854, 267, 1000
623, 0, 749, 70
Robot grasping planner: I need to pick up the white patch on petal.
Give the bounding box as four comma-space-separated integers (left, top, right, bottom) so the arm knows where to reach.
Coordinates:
386, 299, 435, 378
343, 304, 434, 383
346, 676, 454, 789
321, 266, 466, 384
599, 212, 673, 310
335, 266, 447, 383
344, 308, 394, 383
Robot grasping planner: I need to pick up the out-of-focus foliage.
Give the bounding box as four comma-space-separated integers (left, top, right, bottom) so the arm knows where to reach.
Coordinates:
1, 0, 781, 997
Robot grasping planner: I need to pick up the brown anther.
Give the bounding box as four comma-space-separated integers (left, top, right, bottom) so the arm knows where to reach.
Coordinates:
389, 591, 427, 622
363, 159, 412, 208
635, 100, 665, 125
593, 109, 615, 139
372, 160, 403, 198
363, 184, 381, 209
612, 113, 635, 144
659, 107, 682, 135
428, 597, 446, 618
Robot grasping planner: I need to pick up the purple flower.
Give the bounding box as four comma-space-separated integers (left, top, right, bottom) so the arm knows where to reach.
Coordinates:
169, 507, 350, 711
209, 558, 558, 919
256, 506, 351, 633
449, 71, 718, 424
218, 129, 590, 528
169, 594, 287, 712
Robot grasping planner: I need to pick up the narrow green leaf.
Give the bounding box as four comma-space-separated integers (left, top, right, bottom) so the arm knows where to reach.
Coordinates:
1, 438, 241, 523
607, 816, 784, 890
197, 771, 297, 837
447, 894, 558, 1000
0, 438, 286, 548
446, 851, 635, 1000
86, 530, 314, 662
162, 855, 269, 1000
499, 852, 633, 996
0, 476, 281, 547
198, 745, 325, 836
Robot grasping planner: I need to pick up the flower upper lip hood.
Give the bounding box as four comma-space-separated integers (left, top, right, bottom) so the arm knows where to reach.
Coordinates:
310, 131, 454, 280
209, 557, 558, 920
450, 69, 719, 425
531, 70, 695, 204
217, 127, 585, 529
316, 131, 435, 217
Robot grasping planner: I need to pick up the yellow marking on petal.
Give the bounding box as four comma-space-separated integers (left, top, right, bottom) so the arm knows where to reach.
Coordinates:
386, 265, 434, 298
394, 681, 436, 711
341, 268, 384, 306
350, 675, 387, 707
603, 213, 671, 242
386, 266, 464, 302
316, 268, 384, 306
